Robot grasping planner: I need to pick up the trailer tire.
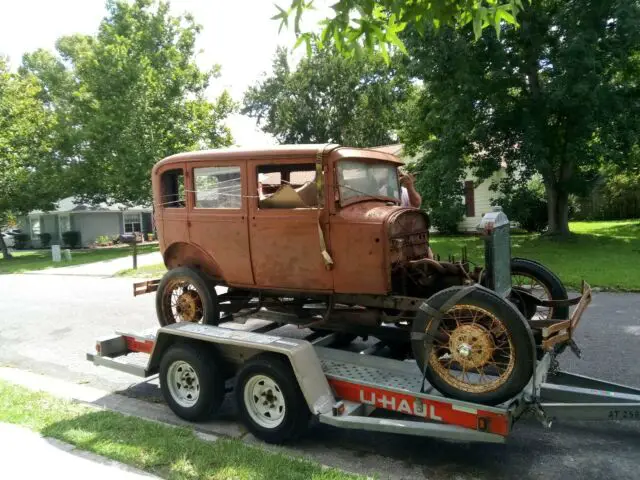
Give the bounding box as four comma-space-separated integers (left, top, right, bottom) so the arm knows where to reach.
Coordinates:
156, 266, 219, 326
413, 286, 535, 406
235, 353, 310, 444
159, 344, 225, 421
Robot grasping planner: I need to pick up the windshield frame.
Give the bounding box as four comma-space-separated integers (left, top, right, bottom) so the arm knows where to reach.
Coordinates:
335, 158, 402, 208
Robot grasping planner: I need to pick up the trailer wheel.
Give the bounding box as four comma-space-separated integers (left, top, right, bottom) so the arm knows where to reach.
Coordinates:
235, 354, 310, 444
159, 344, 225, 421
156, 267, 219, 326
510, 258, 569, 320
412, 286, 534, 406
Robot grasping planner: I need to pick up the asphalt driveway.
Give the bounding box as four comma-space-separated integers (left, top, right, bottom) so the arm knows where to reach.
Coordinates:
1, 272, 639, 479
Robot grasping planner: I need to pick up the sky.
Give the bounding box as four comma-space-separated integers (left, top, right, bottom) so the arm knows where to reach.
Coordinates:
0, 0, 327, 146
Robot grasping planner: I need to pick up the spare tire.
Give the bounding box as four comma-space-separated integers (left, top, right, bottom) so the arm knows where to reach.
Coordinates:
412, 286, 535, 406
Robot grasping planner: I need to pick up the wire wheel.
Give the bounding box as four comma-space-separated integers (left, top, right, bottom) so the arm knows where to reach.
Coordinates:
162, 279, 204, 323
429, 305, 515, 394
243, 374, 287, 429
512, 273, 553, 320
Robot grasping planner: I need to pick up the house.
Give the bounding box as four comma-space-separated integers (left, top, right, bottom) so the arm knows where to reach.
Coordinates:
370, 144, 506, 232
19, 197, 153, 248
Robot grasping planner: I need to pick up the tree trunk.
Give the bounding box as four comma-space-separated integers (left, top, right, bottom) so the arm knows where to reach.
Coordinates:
544, 181, 571, 236
0, 234, 12, 259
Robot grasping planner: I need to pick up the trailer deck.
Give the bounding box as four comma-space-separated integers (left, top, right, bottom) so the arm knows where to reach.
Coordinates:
87, 314, 640, 444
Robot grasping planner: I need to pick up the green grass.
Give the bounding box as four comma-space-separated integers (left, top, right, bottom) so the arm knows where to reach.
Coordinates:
116, 262, 167, 278
431, 219, 640, 291
0, 380, 357, 480
0, 244, 159, 275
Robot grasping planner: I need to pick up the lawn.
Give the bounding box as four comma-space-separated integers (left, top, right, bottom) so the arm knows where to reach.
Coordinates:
0, 380, 357, 480
0, 243, 159, 275
431, 219, 640, 291
116, 261, 167, 278
115, 220, 640, 291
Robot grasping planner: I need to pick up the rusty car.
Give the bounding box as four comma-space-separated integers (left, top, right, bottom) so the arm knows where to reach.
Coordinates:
140, 144, 589, 406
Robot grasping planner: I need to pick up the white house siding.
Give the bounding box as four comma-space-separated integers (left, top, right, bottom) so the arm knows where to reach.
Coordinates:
72, 212, 123, 246
459, 169, 506, 232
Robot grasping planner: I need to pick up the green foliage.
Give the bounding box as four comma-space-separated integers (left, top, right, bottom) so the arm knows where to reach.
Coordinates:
275, 0, 524, 59
95, 235, 112, 246
39, 233, 52, 248
13, 234, 30, 250
242, 47, 412, 147
574, 166, 640, 220
62, 231, 81, 249
0, 58, 66, 227
402, 0, 640, 236
496, 184, 548, 233
21, 0, 235, 206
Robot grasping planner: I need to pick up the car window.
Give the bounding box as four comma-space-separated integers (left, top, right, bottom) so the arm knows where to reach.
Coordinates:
194, 166, 242, 209
161, 169, 186, 208
256, 164, 318, 209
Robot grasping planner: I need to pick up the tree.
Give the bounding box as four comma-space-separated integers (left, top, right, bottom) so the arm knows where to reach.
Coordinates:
22, 0, 235, 206
242, 47, 412, 147
0, 58, 64, 259
274, 0, 523, 58
402, 0, 640, 235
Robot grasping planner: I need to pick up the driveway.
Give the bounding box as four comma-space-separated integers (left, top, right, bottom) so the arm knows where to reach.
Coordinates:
1, 273, 639, 479
24, 251, 163, 277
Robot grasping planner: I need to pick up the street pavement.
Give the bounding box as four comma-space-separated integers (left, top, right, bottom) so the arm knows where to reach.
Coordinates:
1, 271, 640, 479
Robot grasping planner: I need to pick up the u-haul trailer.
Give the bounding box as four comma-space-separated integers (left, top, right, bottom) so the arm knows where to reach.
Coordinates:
87, 316, 640, 444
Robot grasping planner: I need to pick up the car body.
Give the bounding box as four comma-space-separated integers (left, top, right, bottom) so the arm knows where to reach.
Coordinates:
152, 144, 431, 296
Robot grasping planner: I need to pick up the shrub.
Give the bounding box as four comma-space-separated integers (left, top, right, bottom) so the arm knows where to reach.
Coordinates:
96, 235, 111, 246
13, 233, 30, 250
430, 202, 464, 234
39, 233, 52, 248
499, 188, 548, 233
62, 231, 82, 248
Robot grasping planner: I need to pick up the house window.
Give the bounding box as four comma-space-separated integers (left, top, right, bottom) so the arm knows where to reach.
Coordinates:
464, 180, 475, 217
161, 169, 185, 208
256, 163, 318, 209
194, 166, 242, 209
124, 213, 142, 233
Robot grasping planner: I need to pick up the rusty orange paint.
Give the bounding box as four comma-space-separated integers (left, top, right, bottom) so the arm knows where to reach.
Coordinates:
151, 144, 428, 293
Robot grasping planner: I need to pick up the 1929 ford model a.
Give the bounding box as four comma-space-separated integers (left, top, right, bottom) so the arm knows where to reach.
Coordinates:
147, 144, 590, 407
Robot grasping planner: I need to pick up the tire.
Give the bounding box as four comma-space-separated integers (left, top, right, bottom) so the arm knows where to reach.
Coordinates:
412, 286, 535, 406
511, 258, 568, 320
235, 353, 311, 444
155, 266, 219, 326
159, 343, 225, 421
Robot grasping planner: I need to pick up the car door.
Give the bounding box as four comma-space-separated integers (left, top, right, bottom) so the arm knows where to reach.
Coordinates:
188, 160, 254, 286
248, 158, 333, 292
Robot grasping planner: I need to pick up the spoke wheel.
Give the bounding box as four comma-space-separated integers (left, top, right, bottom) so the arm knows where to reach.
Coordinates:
429, 305, 515, 394
164, 280, 204, 323
512, 273, 553, 320
155, 267, 219, 326
412, 286, 534, 406
510, 258, 569, 321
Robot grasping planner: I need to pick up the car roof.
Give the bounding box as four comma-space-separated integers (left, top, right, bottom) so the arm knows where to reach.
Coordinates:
153, 144, 403, 172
